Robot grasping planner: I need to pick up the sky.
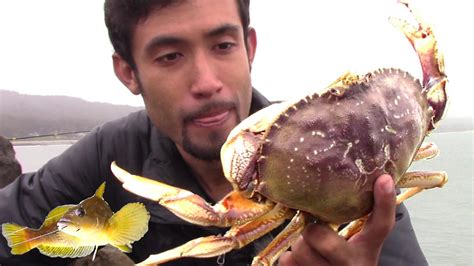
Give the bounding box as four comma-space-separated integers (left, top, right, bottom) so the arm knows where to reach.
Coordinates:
0, 0, 472, 120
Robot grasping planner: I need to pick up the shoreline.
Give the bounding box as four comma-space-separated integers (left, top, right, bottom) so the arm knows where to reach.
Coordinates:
12, 139, 78, 146
10, 130, 473, 146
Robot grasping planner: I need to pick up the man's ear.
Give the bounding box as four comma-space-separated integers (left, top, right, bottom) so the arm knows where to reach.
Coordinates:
246, 27, 257, 67
112, 52, 141, 95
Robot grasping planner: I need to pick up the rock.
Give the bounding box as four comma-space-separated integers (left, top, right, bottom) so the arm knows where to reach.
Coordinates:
70, 245, 135, 266
0, 135, 22, 188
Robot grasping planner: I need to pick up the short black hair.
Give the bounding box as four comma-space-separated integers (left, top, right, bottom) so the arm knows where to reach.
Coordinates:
104, 0, 251, 69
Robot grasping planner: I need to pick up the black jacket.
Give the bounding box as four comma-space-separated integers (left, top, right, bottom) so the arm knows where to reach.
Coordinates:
0, 89, 427, 265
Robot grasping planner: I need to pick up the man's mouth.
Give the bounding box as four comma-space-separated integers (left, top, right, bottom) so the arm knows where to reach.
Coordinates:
192, 109, 230, 127
184, 101, 237, 129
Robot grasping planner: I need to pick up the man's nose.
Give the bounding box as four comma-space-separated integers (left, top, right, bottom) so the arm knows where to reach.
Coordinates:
189, 52, 223, 98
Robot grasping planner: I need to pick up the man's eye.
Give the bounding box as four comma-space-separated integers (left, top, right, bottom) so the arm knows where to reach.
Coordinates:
215, 42, 235, 51
156, 52, 182, 63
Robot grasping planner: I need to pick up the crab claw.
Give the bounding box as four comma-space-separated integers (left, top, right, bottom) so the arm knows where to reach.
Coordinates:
389, 0, 448, 128
111, 161, 185, 202
111, 161, 275, 228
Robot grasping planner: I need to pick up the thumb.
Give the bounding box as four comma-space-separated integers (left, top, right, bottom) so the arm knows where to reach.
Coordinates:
360, 174, 396, 249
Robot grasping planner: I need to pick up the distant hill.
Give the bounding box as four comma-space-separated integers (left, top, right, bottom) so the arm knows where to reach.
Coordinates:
0, 90, 142, 139
0, 90, 471, 140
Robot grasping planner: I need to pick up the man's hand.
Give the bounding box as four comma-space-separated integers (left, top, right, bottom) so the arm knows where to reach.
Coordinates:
279, 174, 396, 266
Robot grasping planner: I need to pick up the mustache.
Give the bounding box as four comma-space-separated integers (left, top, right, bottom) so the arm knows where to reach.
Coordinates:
183, 101, 237, 123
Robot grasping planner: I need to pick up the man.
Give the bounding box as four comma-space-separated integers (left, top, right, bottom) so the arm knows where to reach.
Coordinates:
0, 0, 427, 265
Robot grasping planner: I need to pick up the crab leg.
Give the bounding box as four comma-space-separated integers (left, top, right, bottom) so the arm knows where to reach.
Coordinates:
111, 162, 274, 227
339, 170, 447, 239
251, 211, 307, 266
137, 204, 293, 265
396, 170, 448, 203
414, 142, 438, 161
338, 216, 368, 239
389, 0, 448, 125
390, 0, 445, 85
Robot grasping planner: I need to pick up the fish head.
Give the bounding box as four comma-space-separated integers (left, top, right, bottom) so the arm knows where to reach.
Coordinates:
57, 193, 113, 238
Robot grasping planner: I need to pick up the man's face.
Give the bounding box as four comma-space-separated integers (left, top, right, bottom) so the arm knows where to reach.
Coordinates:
125, 0, 255, 161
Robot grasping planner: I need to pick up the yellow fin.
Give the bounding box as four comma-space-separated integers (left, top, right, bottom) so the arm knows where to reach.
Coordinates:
43, 205, 76, 227
38, 244, 95, 258
1, 223, 34, 255
106, 202, 150, 246
95, 182, 106, 199
114, 243, 132, 253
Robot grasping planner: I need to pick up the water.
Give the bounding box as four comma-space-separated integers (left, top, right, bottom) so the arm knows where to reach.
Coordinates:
403, 131, 473, 266
14, 144, 71, 173
12, 131, 474, 265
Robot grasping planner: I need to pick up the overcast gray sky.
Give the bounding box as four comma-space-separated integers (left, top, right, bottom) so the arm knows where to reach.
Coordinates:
0, 0, 472, 120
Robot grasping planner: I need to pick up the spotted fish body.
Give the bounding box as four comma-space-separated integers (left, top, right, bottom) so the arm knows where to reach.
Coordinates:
257, 69, 432, 224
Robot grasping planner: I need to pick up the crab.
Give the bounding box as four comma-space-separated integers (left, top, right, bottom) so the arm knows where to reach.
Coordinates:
111, 1, 448, 265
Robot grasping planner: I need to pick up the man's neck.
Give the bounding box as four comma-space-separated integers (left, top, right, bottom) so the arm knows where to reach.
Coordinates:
177, 146, 232, 202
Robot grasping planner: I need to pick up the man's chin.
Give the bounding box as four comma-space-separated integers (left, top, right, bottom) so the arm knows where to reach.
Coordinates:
182, 121, 239, 160
182, 142, 222, 161
182, 131, 227, 161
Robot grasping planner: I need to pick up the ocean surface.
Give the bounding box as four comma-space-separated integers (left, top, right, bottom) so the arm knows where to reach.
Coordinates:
12, 131, 474, 265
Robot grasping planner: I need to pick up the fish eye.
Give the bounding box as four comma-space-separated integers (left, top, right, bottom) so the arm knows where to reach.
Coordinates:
75, 207, 85, 217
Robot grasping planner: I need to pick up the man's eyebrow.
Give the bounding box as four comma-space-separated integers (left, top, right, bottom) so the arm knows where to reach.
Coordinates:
144, 24, 241, 56
205, 23, 241, 38
144, 35, 184, 56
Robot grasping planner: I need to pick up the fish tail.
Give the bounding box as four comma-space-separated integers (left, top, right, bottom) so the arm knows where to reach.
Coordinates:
1, 223, 37, 254
106, 203, 150, 248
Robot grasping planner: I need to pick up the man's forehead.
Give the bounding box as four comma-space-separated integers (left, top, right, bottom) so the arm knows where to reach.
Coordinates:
134, 0, 242, 46
140, 0, 241, 27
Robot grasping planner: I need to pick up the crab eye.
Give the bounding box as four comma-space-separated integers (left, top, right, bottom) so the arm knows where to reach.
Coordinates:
75, 207, 85, 217
330, 88, 340, 95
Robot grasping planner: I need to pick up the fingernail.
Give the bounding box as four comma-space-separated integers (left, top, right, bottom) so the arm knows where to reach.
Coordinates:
382, 177, 395, 194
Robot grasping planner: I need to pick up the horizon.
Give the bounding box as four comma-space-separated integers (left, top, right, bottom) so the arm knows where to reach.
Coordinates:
2, 89, 471, 136
2, 88, 473, 123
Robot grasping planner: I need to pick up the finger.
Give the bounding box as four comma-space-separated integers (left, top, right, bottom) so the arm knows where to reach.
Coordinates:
359, 174, 396, 249
301, 223, 349, 265
278, 251, 300, 266
283, 235, 330, 266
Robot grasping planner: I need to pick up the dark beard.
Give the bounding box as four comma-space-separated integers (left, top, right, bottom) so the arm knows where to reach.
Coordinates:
182, 101, 240, 161
182, 129, 225, 161
135, 72, 242, 161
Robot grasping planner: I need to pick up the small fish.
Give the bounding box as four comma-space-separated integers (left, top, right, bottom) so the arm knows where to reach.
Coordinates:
1, 182, 150, 259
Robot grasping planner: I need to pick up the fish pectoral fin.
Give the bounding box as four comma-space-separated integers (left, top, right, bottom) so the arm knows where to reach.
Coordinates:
1, 223, 34, 255
43, 205, 76, 227
113, 243, 132, 253
38, 244, 95, 258
107, 202, 150, 245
